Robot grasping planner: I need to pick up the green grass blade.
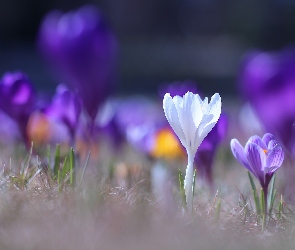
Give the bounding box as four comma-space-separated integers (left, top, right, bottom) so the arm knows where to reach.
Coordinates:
192, 169, 197, 197
278, 194, 283, 219
215, 198, 221, 223
61, 157, 68, 182
178, 169, 187, 210
248, 172, 260, 214
268, 174, 276, 213
58, 168, 61, 189
248, 171, 257, 192
53, 144, 61, 178
46, 144, 52, 176
80, 151, 91, 185
47, 144, 51, 166
269, 189, 277, 215
240, 193, 249, 216
69, 147, 75, 186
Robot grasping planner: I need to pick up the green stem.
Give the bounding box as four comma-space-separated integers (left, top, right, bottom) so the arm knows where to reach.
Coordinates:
262, 186, 268, 232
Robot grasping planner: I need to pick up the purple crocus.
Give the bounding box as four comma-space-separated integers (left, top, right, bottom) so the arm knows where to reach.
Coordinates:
0, 72, 35, 146
230, 133, 284, 214
239, 48, 295, 155
44, 84, 82, 143
38, 5, 118, 128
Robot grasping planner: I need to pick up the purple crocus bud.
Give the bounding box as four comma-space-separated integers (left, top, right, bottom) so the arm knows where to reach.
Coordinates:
195, 113, 228, 186
0, 72, 35, 146
44, 84, 82, 142
38, 5, 118, 124
230, 133, 284, 214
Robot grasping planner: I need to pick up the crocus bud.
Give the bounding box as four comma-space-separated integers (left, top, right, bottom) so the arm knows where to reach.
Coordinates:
38, 5, 118, 123
0, 72, 35, 146
44, 84, 82, 141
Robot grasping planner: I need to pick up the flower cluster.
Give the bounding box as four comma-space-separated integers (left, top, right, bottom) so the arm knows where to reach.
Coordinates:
0, 5, 288, 222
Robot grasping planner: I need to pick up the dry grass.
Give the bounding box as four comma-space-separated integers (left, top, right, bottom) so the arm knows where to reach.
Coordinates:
0, 144, 294, 250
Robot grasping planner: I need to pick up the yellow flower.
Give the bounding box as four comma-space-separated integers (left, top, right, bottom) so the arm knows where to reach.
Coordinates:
150, 128, 185, 160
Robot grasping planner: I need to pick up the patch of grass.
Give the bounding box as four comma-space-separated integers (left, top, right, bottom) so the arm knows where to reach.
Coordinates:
0, 143, 293, 250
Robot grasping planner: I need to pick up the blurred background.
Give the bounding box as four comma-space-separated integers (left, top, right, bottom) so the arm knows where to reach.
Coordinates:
0, 0, 295, 96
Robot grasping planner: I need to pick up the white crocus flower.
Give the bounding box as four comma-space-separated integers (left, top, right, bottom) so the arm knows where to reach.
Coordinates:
163, 92, 221, 211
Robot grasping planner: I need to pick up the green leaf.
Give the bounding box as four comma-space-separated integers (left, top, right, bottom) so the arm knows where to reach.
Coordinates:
53, 144, 61, 178
178, 169, 187, 210
269, 189, 277, 215
260, 188, 265, 215
248, 172, 260, 214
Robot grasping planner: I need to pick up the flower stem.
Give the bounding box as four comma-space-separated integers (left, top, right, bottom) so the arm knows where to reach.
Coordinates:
262, 186, 268, 232
185, 152, 194, 213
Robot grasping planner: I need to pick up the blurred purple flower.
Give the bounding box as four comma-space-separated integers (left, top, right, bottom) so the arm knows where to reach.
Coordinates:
195, 114, 228, 185
44, 84, 82, 141
230, 133, 284, 213
27, 111, 71, 146
0, 72, 35, 146
159, 81, 199, 98
114, 97, 166, 153
0, 111, 21, 143
38, 5, 118, 124
239, 48, 295, 154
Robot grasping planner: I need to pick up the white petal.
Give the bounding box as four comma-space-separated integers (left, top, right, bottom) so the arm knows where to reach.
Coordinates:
196, 93, 221, 148
207, 93, 221, 123
201, 97, 209, 112
195, 94, 203, 104
196, 119, 217, 147
191, 94, 204, 130
163, 94, 186, 147
180, 92, 200, 148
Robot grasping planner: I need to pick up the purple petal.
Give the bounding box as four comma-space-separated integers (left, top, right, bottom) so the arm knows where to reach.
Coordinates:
38, 5, 118, 121
245, 142, 266, 181
216, 113, 228, 140
247, 135, 267, 150
262, 133, 276, 148
266, 145, 284, 173
230, 139, 252, 172
267, 139, 279, 150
